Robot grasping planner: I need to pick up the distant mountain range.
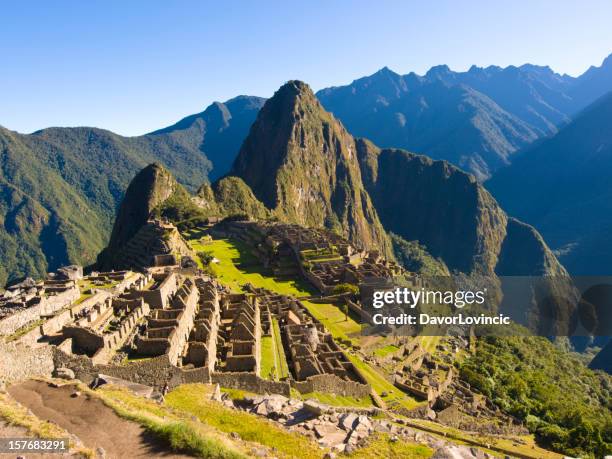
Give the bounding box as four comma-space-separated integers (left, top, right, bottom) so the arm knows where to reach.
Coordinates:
317, 53, 612, 179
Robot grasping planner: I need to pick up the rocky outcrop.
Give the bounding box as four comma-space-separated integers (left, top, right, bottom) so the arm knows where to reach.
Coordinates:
231, 81, 392, 257
97, 163, 194, 270
105, 163, 179, 251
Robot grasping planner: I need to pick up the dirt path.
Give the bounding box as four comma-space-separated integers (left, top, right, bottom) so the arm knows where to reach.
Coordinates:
8, 380, 194, 459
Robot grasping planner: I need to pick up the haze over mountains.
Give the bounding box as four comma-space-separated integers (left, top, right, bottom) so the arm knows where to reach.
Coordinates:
488, 92, 612, 275
317, 53, 612, 179
1, 53, 611, 285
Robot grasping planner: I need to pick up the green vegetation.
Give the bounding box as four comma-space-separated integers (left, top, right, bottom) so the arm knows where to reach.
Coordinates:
260, 336, 276, 380
93, 385, 245, 459
373, 344, 399, 358
390, 234, 449, 276
346, 353, 423, 410
166, 384, 324, 458
332, 283, 360, 296
301, 301, 361, 345
461, 336, 612, 458
405, 417, 563, 459
153, 185, 209, 231
349, 434, 432, 458
272, 318, 290, 379
0, 125, 211, 287
301, 392, 373, 408
190, 237, 313, 296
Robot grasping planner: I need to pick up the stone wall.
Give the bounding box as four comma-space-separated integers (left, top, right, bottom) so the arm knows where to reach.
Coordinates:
140, 272, 178, 309
62, 326, 105, 355
40, 285, 80, 316
211, 372, 291, 397
292, 374, 371, 398
0, 342, 54, 383
0, 303, 43, 336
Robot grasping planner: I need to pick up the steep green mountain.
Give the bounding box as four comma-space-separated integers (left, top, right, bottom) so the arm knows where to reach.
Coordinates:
151, 95, 266, 181
356, 139, 566, 278
231, 81, 393, 257
316, 53, 612, 179
0, 124, 211, 286
487, 92, 612, 275
96, 163, 197, 269
355, 138, 573, 334
196, 177, 270, 221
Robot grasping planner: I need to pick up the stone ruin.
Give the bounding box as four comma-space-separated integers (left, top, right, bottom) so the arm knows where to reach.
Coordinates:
214, 221, 407, 295
106, 219, 193, 270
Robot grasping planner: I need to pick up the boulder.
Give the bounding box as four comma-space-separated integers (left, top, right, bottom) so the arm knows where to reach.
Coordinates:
354, 415, 372, 432
303, 399, 327, 416
314, 424, 347, 448
53, 367, 75, 380
339, 413, 358, 431
431, 445, 483, 459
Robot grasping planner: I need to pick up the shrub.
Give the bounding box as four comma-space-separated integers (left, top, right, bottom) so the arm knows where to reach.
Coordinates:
332, 283, 359, 296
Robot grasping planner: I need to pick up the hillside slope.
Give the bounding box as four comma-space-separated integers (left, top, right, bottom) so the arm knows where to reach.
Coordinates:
151, 95, 266, 181
0, 125, 210, 285
488, 92, 612, 275
0, 96, 264, 285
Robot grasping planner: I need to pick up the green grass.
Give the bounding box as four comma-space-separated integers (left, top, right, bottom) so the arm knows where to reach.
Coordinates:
301, 300, 361, 345
416, 336, 441, 354
260, 336, 276, 380
93, 385, 246, 459
373, 344, 400, 358
190, 238, 313, 296
348, 434, 433, 458
166, 384, 324, 459
301, 392, 374, 408
346, 353, 424, 411
403, 418, 564, 459
272, 318, 290, 379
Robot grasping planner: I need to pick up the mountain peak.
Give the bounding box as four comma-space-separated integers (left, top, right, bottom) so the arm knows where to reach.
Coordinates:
425, 64, 452, 78
231, 80, 392, 256
104, 163, 179, 251
279, 80, 314, 97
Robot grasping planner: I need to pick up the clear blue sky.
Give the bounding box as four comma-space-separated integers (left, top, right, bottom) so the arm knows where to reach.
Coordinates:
2, 0, 611, 136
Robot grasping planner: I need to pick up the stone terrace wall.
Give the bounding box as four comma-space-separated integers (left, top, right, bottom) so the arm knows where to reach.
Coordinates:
53, 348, 211, 389
292, 374, 371, 398
0, 342, 54, 383
211, 372, 291, 397
0, 303, 44, 336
